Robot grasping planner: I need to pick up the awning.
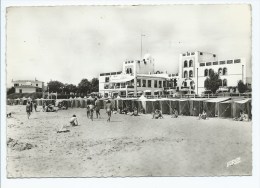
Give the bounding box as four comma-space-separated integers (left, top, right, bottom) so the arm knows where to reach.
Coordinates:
234, 98, 251, 104
205, 98, 230, 103
109, 76, 134, 83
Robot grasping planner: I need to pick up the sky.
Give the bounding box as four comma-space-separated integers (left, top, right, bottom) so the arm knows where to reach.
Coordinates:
6, 4, 251, 87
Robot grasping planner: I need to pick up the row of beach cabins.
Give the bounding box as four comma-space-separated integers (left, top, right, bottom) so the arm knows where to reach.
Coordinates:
7, 96, 252, 120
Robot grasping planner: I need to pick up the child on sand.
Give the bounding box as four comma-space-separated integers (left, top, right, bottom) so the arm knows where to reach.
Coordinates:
57, 115, 78, 133
105, 100, 112, 122
131, 107, 138, 116
199, 110, 207, 120
152, 109, 163, 119
171, 108, 178, 118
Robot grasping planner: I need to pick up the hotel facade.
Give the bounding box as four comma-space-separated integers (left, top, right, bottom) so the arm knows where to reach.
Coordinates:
99, 51, 249, 97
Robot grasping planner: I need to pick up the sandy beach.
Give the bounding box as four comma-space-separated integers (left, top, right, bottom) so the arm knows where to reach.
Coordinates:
6, 105, 252, 177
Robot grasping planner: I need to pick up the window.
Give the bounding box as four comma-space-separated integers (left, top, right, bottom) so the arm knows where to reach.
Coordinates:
36, 84, 38, 86
174, 79, 177, 87
213, 61, 218, 65
100, 73, 105, 76
223, 79, 227, 86
234, 59, 241, 63
159, 81, 162, 88
227, 60, 233, 64
184, 60, 188, 68
111, 72, 116, 75
200, 52, 203, 55
121, 83, 126, 88
163, 81, 166, 87
189, 70, 193, 77
209, 69, 213, 76
223, 68, 227, 75
142, 79, 146, 87
213, 54, 216, 57
190, 81, 195, 89
105, 77, 109, 82
189, 60, 193, 67
191, 52, 195, 55
184, 71, 188, 78
204, 69, 208, 76
206, 62, 212, 66
184, 82, 187, 87
137, 79, 141, 87
218, 68, 223, 75
148, 80, 152, 87
19, 89, 22, 93
14, 83, 19, 87
105, 73, 110, 76
200, 63, 205, 66
219, 61, 226, 65
154, 80, 158, 88
104, 84, 109, 89
182, 53, 186, 56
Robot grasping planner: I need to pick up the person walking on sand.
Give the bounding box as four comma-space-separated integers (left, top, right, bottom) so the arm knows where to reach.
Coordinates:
95, 98, 101, 119
86, 105, 90, 118
30, 100, 33, 112
88, 104, 95, 121
33, 102, 38, 112
26, 102, 31, 119
105, 100, 112, 122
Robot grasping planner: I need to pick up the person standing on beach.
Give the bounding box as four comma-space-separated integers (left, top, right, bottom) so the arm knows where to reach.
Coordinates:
26, 102, 31, 119
105, 100, 112, 122
95, 98, 101, 119
33, 102, 38, 112
30, 100, 33, 112
88, 104, 95, 121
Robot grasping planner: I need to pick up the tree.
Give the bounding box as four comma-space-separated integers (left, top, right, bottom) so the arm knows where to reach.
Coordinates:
78, 79, 91, 95
90, 78, 99, 93
204, 71, 222, 93
7, 87, 15, 95
47, 81, 64, 93
64, 84, 77, 95
237, 80, 247, 93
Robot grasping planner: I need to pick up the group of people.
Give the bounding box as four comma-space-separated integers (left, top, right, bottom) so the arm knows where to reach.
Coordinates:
25, 101, 38, 119
58, 98, 112, 133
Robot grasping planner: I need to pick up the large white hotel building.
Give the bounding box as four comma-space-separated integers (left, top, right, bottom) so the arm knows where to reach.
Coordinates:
99, 51, 249, 97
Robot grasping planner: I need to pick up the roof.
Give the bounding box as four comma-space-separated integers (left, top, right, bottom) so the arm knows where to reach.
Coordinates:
15, 85, 38, 88
12, 80, 44, 83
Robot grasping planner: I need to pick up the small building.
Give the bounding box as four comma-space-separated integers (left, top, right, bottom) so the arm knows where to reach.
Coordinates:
12, 79, 45, 93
